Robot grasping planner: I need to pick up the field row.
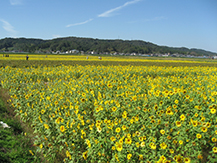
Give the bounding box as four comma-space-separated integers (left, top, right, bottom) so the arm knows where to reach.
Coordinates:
1, 54, 217, 63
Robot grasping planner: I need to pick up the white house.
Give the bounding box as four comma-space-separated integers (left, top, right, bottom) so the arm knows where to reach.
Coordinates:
90, 51, 98, 54
69, 49, 79, 54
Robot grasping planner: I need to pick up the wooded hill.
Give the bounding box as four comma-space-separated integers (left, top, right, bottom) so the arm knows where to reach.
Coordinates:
0, 37, 216, 56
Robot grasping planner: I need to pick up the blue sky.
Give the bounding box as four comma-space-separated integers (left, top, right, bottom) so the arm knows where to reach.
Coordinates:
0, 0, 217, 53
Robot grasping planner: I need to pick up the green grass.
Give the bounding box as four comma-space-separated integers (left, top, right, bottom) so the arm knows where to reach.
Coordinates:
0, 89, 39, 163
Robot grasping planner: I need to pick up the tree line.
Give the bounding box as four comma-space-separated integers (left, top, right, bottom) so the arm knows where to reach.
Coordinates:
0, 37, 216, 56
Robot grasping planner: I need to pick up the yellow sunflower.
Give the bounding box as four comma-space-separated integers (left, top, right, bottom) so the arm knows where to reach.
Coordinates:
127, 153, 132, 160
60, 125, 66, 132
176, 121, 182, 127
160, 142, 167, 149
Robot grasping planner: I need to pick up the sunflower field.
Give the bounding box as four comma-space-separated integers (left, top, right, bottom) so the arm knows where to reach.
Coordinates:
0, 64, 217, 162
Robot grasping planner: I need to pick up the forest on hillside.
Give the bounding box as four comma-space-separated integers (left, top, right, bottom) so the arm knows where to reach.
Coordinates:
0, 37, 216, 56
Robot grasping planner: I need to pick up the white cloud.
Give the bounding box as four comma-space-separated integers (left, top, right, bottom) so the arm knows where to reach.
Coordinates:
0, 19, 17, 36
9, 0, 23, 5
66, 19, 93, 28
98, 0, 141, 17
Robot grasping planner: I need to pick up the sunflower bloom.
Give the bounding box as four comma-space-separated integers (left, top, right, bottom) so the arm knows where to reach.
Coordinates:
115, 143, 123, 151
149, 142, 156, 150
160, 142, 167, 149
176, 121, 181, 127
213, 147, 217, 153
110, 136, 116, 142
166, 110, 174, 116
196, 134, 202, 139
127, 153, 132, 160
122, 125, 127, 131
83, 151, 88, 160
210, 108, 216, 114
174, 155, 183, 163
184, 157, 191, 163
170, 149, 174, 154
115, 127, 121, 133
140, 142, 145, 147
160, 129, 165, 135
112, 106, 117, 112
180, 114, 186, 121
125, 137, 132, 145
60, 125, 66, 132
201, 127, 207, 133
212, 137, 217, 142
174, 100, 179, 104
44, 124, 49, 129
41, 109, 45, 114
66, 150, 72, 160
179, 140, 183, 145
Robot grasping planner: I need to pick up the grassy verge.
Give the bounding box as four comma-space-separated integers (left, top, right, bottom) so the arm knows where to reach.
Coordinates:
0, 88, 40, 163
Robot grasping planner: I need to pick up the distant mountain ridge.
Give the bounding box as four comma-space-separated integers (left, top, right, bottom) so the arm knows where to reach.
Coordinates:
0, 37, 216, 56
